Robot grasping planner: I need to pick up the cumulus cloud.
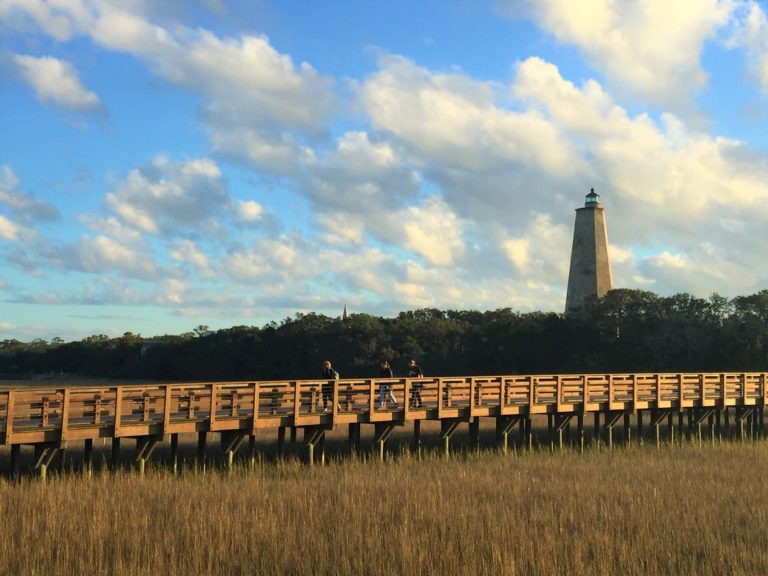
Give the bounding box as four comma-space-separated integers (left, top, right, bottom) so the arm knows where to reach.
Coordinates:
727, 1, 768, 95
14, 54, 104, 114
502, 213, 571, 282
501, 0, 734, 109
222, 236, 306, 286
0, 165, 59, 222
105, 156, 229, 236
0, 214, 25, 241
362, 55, 582, 175
4, 1, 334, 171
307, 131, 420, 215
399, 197, 465, 266
356, 52, 768, 301
508, 56, 768, 232
78, 234, 157, 279
236, 200, 264, 224
170, 240, 211, 275
0, 0, 91, 41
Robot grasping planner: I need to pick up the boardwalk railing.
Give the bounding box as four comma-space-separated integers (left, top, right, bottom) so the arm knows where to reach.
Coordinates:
2, 372, 766, 446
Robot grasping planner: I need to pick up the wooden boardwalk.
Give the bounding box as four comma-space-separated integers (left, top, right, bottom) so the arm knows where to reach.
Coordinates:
2, 372, 766, 477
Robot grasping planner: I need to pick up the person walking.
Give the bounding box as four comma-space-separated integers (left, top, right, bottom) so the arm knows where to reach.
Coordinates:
408, 359, 424, 408
378, 360, 397, 409
321, 360, 339, 412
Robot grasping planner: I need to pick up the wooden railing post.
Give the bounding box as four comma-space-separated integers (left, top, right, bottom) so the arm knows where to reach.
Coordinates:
4, 391, 15, 445
210, 383, 218, 430
252, 382, 260, 434
528, 376, 535, 413
368, 379, 375, 416
437, 378, 444, 419
61, 388, 70, 441
293, 381, 301, 423
114, 387, 123, 438
608, 374, 614, 408
163, 384, 172, 435
655, 374, 661, 407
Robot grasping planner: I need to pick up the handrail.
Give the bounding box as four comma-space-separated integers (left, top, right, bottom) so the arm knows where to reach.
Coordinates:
0, 372, 766, 445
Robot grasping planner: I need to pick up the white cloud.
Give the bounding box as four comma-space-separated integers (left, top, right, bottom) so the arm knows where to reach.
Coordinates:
78, 234, 157, 279
0, 0, 91, 41
361, 55, 582, 175
4, 2, 334, 172
170, 240, 211, 274
508, 56, 768, 227
14, 54, 104, 114
105, 156, 230, 237
0, 165, 60, 221
236, 200, 264, 223
727, 1, 768, 95
155, 279, 187, 305
87, 5, 333, 170
501, 213, 571, 282
317, 213, 364, 246
222, 237, 305, 285
647, 251, 688, 270
400, 197, 465, 266
502, 0, 734, 109
0, 214, 23, 241
307, 131, 419, 214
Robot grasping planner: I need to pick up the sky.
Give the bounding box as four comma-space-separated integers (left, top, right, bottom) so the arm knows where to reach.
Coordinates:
0, 0, 767, 342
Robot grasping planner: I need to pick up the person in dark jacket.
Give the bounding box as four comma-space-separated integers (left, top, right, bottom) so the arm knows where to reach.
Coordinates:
321, 360, 339, 412
378, 360, 397, 409
408, 359, 424, 408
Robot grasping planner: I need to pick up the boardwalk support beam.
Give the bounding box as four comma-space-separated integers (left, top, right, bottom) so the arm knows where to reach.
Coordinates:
440, 420, 461, 457
135, 435, 161, 476
604, 412, 623, 451
374, 423, 395, 462
469, 418, 481, 450
496, 416, 521, 455
413, 420, 422, 457
83, 438, 94, 475
33, 442, 61, 482
348, 423, 361, 455
221, 431, 248, 472
304, 426, 326, 466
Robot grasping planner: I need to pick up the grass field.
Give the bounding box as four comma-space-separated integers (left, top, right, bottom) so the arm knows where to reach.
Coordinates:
1, 440, 767, 576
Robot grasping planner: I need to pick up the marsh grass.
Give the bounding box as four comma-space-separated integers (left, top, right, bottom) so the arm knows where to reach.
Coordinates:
2, 441, 768, 575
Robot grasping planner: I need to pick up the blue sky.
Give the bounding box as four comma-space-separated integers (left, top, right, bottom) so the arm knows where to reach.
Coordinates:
1, 0, 767, 342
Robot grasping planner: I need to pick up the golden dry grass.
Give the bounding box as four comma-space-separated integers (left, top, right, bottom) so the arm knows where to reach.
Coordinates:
1, 441, 767, 576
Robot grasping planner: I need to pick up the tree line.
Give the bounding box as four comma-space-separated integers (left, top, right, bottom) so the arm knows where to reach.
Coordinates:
1, 289, 766, 381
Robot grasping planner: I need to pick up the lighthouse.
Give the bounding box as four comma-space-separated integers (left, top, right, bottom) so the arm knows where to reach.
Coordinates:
565, 188, 613, 314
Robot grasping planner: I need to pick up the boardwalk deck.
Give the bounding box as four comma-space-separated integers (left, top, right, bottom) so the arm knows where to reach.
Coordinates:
1, 372, 766, 474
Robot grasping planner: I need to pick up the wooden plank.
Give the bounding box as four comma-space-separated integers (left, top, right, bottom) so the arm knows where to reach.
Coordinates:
3, 371, 768, 452
469, 377, 476, 417
3, 390, 15, 444
528, 376, 535, 415
252, 382, 260, 435
114, 387, 123, 438
437, 378, 444, 419
332, 378, 339, 420
60, 388, 70, 441
209, 383, 219, 431
163, 384, 172, 433
292, 381, 300, 424
763, 372, 768, 405
741, 373, 747, 405
608, 374, 614, 409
